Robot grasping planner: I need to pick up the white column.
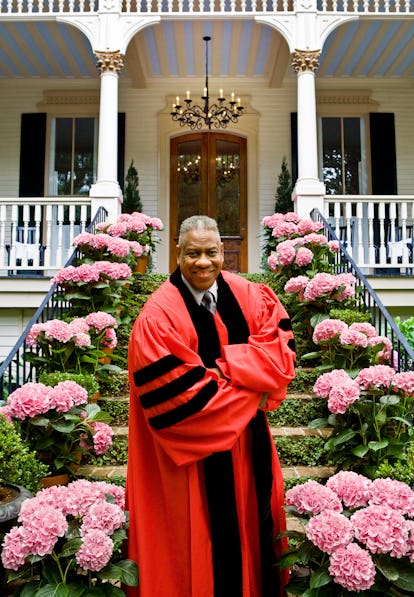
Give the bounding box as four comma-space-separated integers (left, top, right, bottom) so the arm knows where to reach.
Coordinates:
90, 50, 124, 223
291, 49, 325, 218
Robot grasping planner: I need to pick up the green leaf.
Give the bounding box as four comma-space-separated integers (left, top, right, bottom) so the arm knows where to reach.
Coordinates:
301, 351, 323, 361
98, 560, 138, 587
368, 439, 389, 451
309, 568, 331, 589
35, 585, 70, 597
325, 428, 356, 449
308, 418, 328, 429
352, 444, 370, 457
310, 313, 329, 328
379, 394, 400, 405
59, 538, 83, 557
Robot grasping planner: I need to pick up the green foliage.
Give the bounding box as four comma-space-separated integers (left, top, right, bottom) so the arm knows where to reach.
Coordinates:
267, 397, 327, 427
39, 371, 100, 398
288, 366, 319, 393
374, 432, 414, 487
395, 315, 414, 351
0, 416, 49, 492
123, 160, 142, 214
86, 437, 128, 466
99, 399, 129, 426
98, 371, 129, 397
274, 156, 294, 214
328, 307, 372, 325
274, 436, 328, 467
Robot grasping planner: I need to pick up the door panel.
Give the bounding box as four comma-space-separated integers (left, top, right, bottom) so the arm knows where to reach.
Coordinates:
170, 132, 247, 272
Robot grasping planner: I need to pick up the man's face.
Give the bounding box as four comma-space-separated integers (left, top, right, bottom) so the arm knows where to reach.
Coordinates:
176, 229, 224, 291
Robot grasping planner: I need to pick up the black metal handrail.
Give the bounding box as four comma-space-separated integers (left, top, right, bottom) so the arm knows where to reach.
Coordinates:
311, 208, 414, 371
0, 207, 108, 399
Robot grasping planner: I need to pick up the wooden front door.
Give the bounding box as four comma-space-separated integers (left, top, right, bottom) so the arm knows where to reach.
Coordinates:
170, 132, 247, 272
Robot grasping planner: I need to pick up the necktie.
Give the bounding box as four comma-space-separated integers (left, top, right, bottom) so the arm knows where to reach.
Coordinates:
202, 291, 216, 314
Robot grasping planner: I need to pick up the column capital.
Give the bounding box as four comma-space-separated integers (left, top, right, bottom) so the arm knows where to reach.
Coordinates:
95, 50, 124, 75
291, 49, 320, 73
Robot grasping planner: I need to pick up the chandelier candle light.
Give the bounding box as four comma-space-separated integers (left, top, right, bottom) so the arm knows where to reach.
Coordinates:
171, 36, 244, 130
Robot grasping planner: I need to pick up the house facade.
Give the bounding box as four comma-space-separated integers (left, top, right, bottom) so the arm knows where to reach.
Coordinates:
1, 0, 414, 359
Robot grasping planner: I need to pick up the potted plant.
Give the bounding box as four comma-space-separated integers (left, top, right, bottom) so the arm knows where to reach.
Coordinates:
123, 159, 143, 214
1, 479, 138, 595
1, 381, 114, 481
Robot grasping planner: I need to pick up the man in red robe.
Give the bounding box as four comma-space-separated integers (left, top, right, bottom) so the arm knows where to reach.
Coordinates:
126, 215, 296, 597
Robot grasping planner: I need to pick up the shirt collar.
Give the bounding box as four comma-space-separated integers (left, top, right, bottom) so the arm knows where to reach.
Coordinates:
181, 275, 218, 306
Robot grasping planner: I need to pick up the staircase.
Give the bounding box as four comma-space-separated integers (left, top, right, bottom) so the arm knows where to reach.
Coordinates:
78, 385, 333, 532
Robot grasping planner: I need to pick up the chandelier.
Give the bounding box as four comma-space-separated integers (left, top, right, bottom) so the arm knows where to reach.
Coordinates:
170, 36, 244, 130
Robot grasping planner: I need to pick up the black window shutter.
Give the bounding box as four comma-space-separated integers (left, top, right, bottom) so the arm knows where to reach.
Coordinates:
118, 112, 126, 193
290, 112, 298, 187
19, 113, 46, 197
369, 113, 397, 195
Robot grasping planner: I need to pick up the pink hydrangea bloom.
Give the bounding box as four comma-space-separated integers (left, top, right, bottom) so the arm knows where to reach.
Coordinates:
267, 254, 278, 271
68, 318, 90, 334
306, 510, 354, 554
81, 502, 126, 536
326, 471, 373, 509
130, 241, 146, 257
22, 506, 68, 556
328, 543, 376, 592
327, 380, 360, 414
355, 365, 396, 390
1, 526, 34, 570
327, 240, 340, 252
76, 530, 113, 571
370, 478, 414, 517
54, 381, 88, 407
275, 240, 296, 265
44, 320, 73, 343
295, 247, 314, 267
91, 422, 114, 454
7, 382, 52, 419
407, 520, 414, 563
339, 329, 368, 348
271, 221, 298, 238
74, 332, 91, 347
284, 276, 309, 301
302, 233, 328, 245
313, 369, 352, 399
285, 479, 342, 515
392, 371, 414, 396
349, 322, 377, 338
25, 322, 47, 346
313, 319, 348, 343
0, 406, 13, 424
351, 505, 408, 557
85, 311, 117, 332
297, 219, 324, 235
102, 327, 117, 348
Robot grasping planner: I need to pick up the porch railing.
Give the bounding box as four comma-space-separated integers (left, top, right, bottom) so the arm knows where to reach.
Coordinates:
322, 195, 414, 273
0, 206, 108, 399
312, 208, 414, 372
0, 197, 92, 277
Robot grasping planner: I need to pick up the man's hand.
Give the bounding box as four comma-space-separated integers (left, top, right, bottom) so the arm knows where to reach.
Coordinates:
259, 392, 269, 409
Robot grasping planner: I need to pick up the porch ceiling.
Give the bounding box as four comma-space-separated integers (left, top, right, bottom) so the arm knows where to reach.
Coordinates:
0, 19, 414, 84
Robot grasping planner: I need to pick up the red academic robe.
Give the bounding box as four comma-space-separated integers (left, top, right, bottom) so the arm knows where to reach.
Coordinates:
126, 270, 296, 597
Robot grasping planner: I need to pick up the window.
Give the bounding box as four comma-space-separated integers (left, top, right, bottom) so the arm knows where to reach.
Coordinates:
319, 117, 367, 195
48, 117, 97, 196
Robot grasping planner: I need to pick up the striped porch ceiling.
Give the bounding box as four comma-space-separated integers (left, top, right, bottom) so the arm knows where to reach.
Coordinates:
1, 19, 414, 84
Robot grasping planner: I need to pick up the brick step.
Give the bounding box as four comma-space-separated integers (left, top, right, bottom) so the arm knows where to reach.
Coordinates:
110, 425, 331, 439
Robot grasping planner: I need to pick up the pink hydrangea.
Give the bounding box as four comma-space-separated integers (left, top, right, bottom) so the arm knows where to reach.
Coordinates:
85, 311, 117, 332
297, 219, 324, 235
327, 380, 360, 414
349, 322, 377, 338
76, 530, 113, 571
326, 471, 373, 509
44, 320, 73, 343
313, 319, 348, 343
304, 273, 337, 301
81, 502, 126, 536
328, 543, 376, 592
407, 520, 414, 562
392, 371, 414, 396
313, 369, 352, 399
74, 332, 91, 347
306, 510, 354, 554
295, 247, 314, 267
370, 478, 414, 517
284, 276, 309, 301
369, 335, 393, 363
271, 221, 298, 238
91, 422, 114, 454
339, 329, 368, 348
1, 526, 34, 570
0, 406, 13, 424
102, 327, 117, 348
302, 233, 328, 245
355, 365, 396, 390
68, 318, 90, 334
54, 381, 88, 407
351, 505, 408, 557
327, 240, 340, 252
25, 322, 47, 346
22, 506, 68, 556
7, 382, 52, 419
275, 240, 296, 265
267, 254, 278, 271
285, 479, 342, 515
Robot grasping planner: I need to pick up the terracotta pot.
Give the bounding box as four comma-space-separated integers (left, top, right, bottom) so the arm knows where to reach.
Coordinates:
99, 346, 113, 365
134, 254, 149, 274
40, 473, 70, 488
89, 390, 101, 403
